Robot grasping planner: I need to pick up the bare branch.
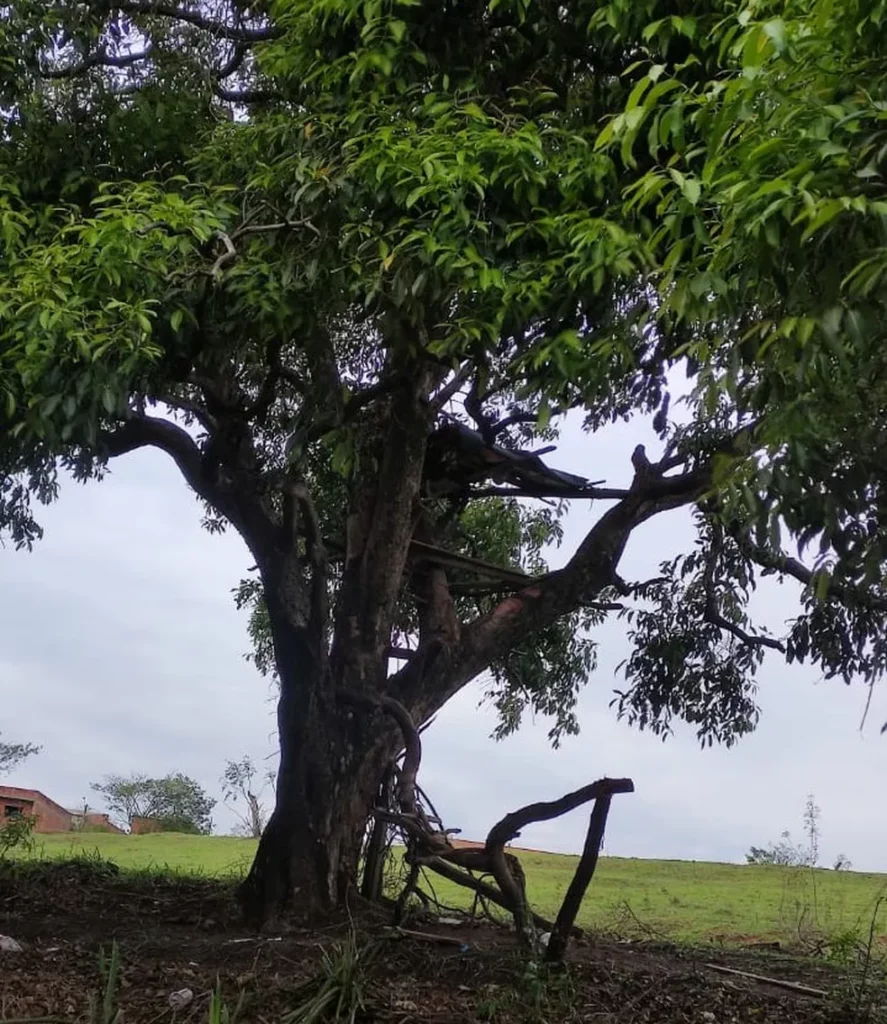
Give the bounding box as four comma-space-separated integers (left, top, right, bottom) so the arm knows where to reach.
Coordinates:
40, 46, 154, 79
430, 362, 473, 411
210, 231, 238, 276
702, 528, 785, 652
156, 392, 218, 432
213, 43, 246, 79
467, 484, 623, 500
231, 218, 320, 241
486, 777, 634, 849
734, 532, 887, 613
489, 411, 538, 436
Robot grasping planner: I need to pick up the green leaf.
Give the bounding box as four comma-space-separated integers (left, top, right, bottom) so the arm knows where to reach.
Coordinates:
388, 19, 407, 42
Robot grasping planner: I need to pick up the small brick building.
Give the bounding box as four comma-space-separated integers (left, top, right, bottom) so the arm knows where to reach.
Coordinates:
130, 815, 163, 834
0, 786, 123, 834
69, 808, 125, 833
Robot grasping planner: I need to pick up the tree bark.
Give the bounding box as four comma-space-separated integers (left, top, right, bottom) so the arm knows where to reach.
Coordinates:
236, 549, 403, 926
238, 663, 399, 924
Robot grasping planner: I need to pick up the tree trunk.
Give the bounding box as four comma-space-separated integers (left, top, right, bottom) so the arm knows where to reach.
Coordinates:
238, 656, 400, 926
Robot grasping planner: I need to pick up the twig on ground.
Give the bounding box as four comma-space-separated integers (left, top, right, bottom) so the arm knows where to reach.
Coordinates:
704, 963, 827, 998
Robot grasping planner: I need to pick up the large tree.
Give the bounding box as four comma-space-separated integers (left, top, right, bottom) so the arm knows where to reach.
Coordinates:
1, 0, 885, 923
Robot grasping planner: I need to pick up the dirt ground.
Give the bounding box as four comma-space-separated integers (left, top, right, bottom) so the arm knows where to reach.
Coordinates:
1, 861, 883, 1023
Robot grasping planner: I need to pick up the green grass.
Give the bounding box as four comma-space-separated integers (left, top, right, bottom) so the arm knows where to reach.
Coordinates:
23, 831, 258, 878
18, 833, 887, 945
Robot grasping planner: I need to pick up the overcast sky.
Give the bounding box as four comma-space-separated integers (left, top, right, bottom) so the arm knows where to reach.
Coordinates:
2, 414, 885, 872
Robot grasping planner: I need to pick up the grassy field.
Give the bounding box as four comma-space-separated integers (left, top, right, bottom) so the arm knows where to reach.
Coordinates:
20, 832, 887, 945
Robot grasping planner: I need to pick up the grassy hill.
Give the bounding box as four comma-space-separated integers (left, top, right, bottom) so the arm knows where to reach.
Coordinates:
20, 832, 887, 945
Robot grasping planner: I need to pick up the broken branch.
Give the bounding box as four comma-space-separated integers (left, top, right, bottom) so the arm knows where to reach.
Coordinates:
487, 778, 635, 849
545, 793, 613, 961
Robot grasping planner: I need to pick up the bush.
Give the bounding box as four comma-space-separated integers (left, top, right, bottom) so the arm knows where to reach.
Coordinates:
0, 814, 36, 858
746, 831, 811, 867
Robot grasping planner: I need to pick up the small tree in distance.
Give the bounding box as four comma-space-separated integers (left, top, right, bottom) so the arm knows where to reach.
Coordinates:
222, 757, 273, 839
746, 794, 829, 869
746, 832, 811, 868
91, 773, 215, 835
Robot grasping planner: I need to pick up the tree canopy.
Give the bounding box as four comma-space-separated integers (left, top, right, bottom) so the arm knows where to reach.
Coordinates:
2, 0, 886, 917
91, 773, 215, 834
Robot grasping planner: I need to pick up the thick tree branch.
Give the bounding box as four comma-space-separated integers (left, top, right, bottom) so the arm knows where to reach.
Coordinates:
102, 412, 279, 560
420, 856, 568, 937
412, 521, 460, 651
430, 362, 472, 411
339, 376, 404, 427
545, 792, 615, 962
40, 46, 153, 78
242, 340, 284, 423
214, 87, 281, 103
213, 43, 246, 79
101, 414, 205, 494
331, 363, 443, 685
112, 2, 281, 42
389, 460, 709, 716
289, 482, 328, 639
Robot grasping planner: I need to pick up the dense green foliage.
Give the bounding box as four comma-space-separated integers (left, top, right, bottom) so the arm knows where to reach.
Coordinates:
1, 0, 885, 750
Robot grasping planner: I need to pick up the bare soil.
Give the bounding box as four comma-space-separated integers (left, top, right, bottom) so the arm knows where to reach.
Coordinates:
0, 861, 882, 1023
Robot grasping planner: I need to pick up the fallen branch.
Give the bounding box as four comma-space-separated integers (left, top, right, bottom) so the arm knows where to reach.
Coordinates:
704, 963, 827, 998
421, 855, 572, 937
384, 926, 469, 948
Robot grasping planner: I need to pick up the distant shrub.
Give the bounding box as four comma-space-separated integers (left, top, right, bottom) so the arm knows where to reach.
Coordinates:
0, 813, 36, 857
746, 831, 811, 867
